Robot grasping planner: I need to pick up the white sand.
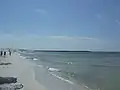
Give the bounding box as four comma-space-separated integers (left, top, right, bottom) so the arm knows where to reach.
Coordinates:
0, 53, 47, 90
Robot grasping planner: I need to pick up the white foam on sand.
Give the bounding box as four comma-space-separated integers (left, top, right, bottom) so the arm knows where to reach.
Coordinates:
49, 72, 74, 85
33, 58, 38, 61
19, 56, 26, 59
48, 68, 60, 72
84, 85, 93, 90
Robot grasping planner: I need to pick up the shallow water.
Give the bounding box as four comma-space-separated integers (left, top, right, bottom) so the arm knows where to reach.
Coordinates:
20, 50, 120, 90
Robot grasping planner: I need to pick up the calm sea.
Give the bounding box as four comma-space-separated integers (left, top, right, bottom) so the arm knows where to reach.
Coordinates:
19, 50, 120, 90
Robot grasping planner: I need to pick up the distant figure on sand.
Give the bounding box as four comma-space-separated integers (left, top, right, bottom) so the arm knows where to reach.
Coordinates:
4, 51, 6, 57
8, 49, 11, 56
0, 51, 3, 56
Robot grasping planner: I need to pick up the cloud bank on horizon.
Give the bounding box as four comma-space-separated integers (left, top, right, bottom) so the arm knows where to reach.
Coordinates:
0, 34, 119, 51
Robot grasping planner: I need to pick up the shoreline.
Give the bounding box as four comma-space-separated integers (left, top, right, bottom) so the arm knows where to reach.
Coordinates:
0, 53, 47, 90
32, 59, 87, 90
0, 52, 89, 90
19, 53, 89, 90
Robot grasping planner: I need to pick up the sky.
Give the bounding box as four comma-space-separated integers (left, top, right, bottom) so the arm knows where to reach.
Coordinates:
0, 0, 120, 51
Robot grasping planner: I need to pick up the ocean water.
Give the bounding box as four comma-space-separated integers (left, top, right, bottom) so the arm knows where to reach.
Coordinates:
19, 50, 120, 90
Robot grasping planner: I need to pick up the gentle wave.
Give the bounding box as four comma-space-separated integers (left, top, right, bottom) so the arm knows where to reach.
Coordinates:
20, 56, 26, 59
48, 68, 60, 72
33, 58, 38, 61
17, 52, 26, 59
50, 72, 74, 85
84, 85, 92, 90
66, 62, 73, 65
91, 64, 120, 67
16, 52, 21, 56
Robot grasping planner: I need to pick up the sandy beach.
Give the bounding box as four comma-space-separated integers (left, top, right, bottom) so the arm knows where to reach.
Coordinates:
0, 53, 47, 90
0, 52, 88, 90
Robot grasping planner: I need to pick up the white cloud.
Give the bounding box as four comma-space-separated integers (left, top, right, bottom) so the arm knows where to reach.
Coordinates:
35, 9, 48, 14
96, 14, 106, 22
49, 36, 95, 40
49, 36, 73, 40
96, 14, 102, 19
116, 20, 120, 25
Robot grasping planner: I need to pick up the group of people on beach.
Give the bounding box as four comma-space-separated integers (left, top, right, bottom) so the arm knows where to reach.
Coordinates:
0, 49, 12, 57
0, 48, 24, 89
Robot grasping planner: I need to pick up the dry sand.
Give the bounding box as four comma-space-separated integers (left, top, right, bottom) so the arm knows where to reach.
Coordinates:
0, 53, 47, 90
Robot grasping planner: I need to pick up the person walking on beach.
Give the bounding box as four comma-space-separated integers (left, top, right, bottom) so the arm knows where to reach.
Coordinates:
4, 51, 6, 57
8, 49, 11, 56
0, 51, 3, 56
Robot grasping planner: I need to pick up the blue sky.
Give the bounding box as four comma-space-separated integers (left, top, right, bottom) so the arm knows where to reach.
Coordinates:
0, 0, 120, 51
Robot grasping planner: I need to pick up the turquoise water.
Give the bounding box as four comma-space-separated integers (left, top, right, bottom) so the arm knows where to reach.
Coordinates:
20, 50, 120, 90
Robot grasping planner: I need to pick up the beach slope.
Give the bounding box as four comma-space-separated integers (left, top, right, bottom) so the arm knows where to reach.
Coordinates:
0, 53, 47, 90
